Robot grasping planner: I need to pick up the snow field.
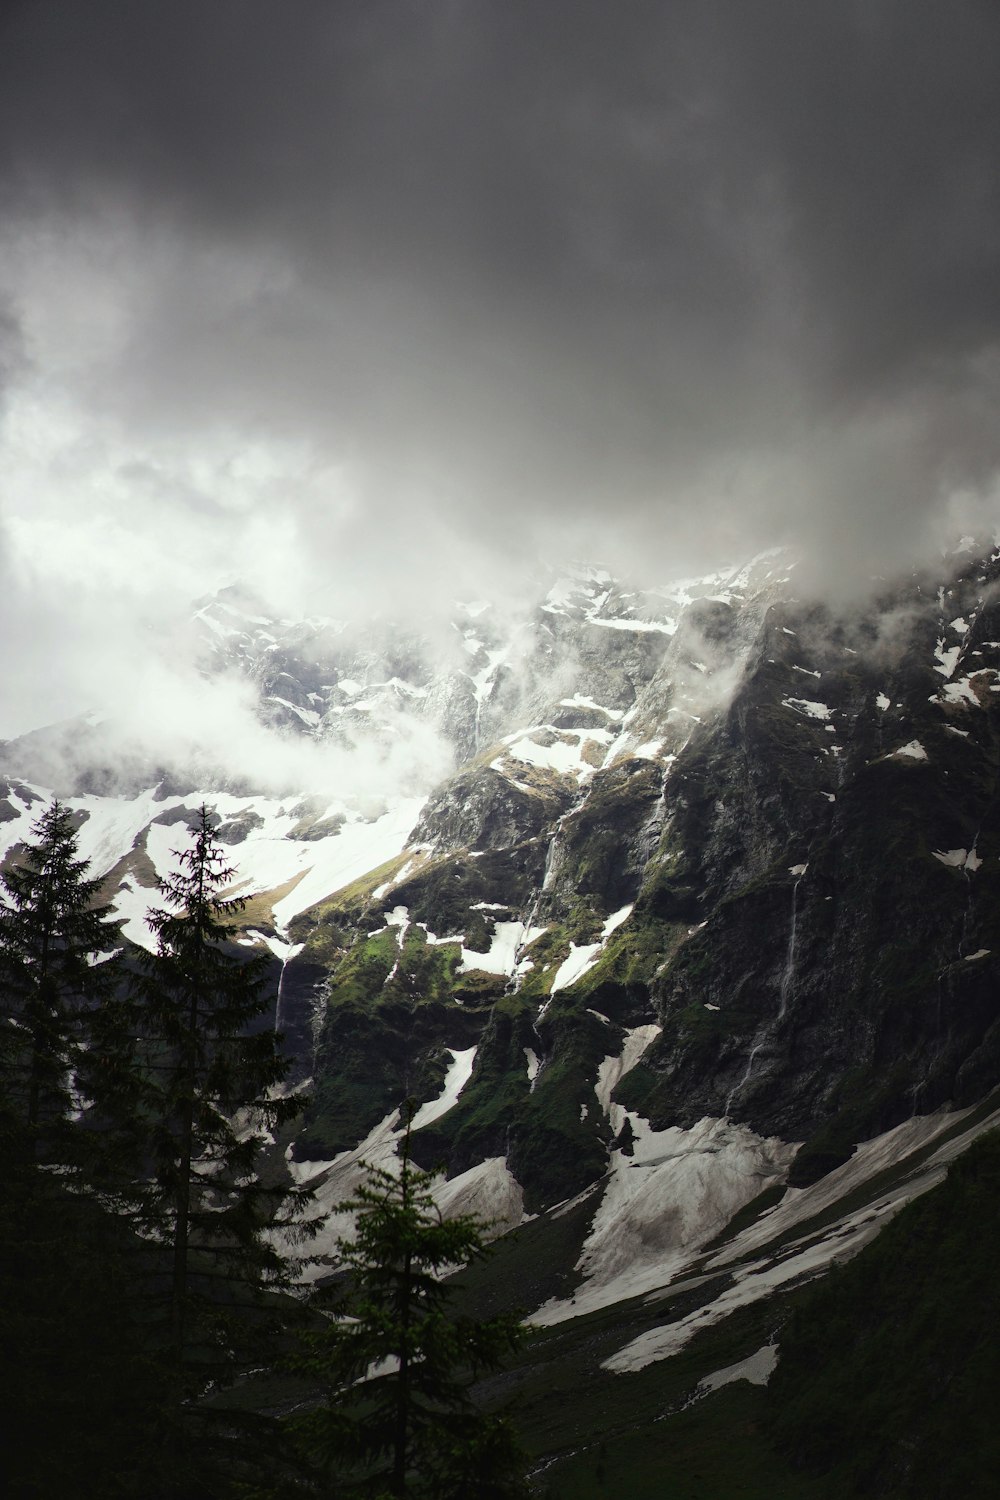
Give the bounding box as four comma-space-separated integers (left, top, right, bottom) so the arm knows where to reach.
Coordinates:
0, 780, 427, 951
531, 1115, 797, 1328
111, 874, 161, 948
144, 791, 425, 941
598, 1102, 1000, 1374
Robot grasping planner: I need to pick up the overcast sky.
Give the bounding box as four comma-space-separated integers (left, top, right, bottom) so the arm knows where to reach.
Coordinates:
1, 0, 999, 737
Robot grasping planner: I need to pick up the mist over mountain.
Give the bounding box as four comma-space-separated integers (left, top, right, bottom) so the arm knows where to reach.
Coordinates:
3, 4, 1000, 1492
2, 1, 1000, 747
4, 536, 1000, 1491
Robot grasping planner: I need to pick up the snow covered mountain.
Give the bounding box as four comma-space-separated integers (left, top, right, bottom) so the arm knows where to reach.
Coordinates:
3, 540, 1000, 1478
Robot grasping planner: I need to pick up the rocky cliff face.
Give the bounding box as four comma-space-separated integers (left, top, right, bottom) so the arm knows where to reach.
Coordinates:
255, 543, 1000, 1225
3, 544, 1000, 1313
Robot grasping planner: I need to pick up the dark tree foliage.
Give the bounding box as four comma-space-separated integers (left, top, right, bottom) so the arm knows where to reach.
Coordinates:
0, 798, 121, 1161
130, 805, 319, 1365
0, 1113, 170, 1500
0, 1106, 314, 1500
0, 801, 323, 1498
293, 1102, 528, 1499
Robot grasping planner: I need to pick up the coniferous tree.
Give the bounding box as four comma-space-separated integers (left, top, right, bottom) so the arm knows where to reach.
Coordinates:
0, 798, 121, 1162
292, 1102, 528, 1499
0, 801, 320, 1498
131, 805, 318, 1370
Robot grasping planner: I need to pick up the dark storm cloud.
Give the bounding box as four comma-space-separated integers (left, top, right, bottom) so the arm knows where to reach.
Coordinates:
1, 0, 999, 588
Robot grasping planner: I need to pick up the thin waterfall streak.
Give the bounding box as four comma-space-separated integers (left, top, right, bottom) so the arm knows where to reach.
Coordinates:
777, 878, 802, 1021
957, 822, 981, 959
729, 875, 803, 1117
274, 956, 288, 1035
725, 1037, 765, 1119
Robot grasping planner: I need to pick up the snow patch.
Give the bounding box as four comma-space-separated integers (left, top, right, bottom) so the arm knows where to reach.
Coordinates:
594, 1024, 661, 1118
266, 695, 320, 727
495, 724, 614, 782
245, 929, 304, 963
587, 615, 676, 635
698, 1343, 778, 1394
938, 676, 983, 707
410, 1047, 477, 1131
550, 941, 603, 994
601, 904, 633, 939
782, 698, 832, 721
558, 695, 625, 722
934, 640, 961, 678
933, 848, 981, 871
384, 905, 410, 948
459, 920, 546, 977
895, 740, 928, 761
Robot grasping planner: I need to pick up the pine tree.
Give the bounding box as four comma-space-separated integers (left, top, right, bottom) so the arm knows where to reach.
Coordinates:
292, 1102, 528, 1499
0, 801, 319, 1499
131, 805, 318, 1369
0, 798, 121, 1161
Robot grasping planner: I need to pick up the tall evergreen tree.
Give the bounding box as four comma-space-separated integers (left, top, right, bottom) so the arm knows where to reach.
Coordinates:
293, 1102, 528, 1499
0, 798, 121, 1161
131, 805, 317, 1367
0, 801, 319, 1499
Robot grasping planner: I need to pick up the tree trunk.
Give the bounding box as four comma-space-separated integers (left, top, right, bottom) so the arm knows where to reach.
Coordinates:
170, 988, 199, 1357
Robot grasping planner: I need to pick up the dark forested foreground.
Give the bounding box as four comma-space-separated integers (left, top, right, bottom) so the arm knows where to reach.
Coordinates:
2, 801, 998, 1497
0, 801, 316, 1496
4, 1111, 998, 1498
0, 802, 530, 1498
